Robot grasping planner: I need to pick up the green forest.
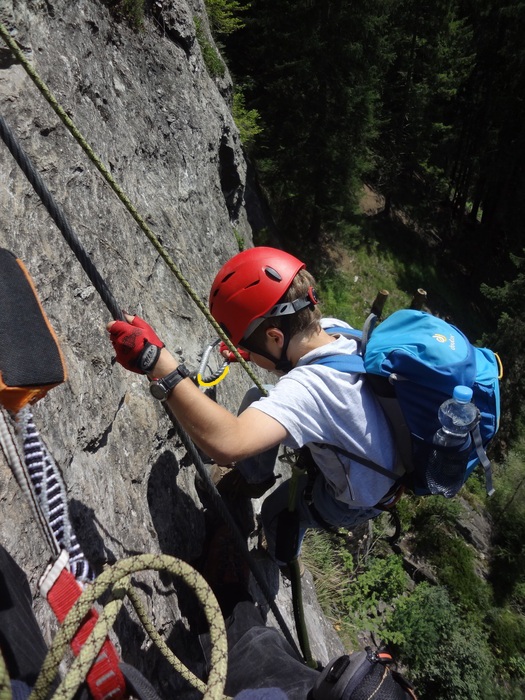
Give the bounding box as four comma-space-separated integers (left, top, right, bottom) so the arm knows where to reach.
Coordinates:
118, 0, 525, 696
211, 0, 525, 448
207, 1, 525, 698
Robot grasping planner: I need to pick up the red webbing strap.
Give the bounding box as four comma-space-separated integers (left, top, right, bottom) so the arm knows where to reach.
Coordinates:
45, 567, 126, 700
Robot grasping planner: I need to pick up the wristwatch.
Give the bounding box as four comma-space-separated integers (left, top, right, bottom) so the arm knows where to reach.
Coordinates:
149, 364, 191, 401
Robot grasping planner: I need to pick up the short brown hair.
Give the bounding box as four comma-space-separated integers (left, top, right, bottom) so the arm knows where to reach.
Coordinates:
247, 268, 322, 345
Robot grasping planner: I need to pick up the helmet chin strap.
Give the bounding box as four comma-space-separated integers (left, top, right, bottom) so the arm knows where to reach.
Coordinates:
241, 323, 294, 374
238, 289, 319, 373
274, 333, 293, 373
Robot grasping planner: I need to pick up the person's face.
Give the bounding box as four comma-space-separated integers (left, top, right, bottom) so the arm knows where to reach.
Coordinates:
240, 327, 285, 374
245, 349, 276, 371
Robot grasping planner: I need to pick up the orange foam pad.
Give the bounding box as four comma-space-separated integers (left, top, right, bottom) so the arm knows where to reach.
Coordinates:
0, 248, 67, 412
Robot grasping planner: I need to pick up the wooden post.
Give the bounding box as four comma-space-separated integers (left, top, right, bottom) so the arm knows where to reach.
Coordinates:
410, 288, 427, 310
370, 289, 389, 319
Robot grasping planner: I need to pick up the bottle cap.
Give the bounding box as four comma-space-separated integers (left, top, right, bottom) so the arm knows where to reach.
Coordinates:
453, 385, 473, 403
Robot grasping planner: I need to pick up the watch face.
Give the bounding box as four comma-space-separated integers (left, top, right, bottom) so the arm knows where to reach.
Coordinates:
149, 366, 189, 400
150, 381, 167, 400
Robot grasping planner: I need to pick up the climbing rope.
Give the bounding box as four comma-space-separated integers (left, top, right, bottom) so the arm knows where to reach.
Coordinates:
0, 23, 306, 667
0, 119, 302, 662
0, 22, 263, 394
0, 113, 123, 322
0, 650, 11, 700
30, 554, 230, 700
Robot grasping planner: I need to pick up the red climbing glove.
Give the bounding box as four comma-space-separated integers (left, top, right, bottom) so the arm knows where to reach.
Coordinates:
219, 341, 251, 362
109, 316, 165, 374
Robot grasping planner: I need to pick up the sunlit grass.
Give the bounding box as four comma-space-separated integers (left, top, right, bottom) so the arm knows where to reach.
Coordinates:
316, 211, 486, 339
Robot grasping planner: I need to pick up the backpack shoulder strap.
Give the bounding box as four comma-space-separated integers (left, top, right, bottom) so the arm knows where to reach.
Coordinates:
311, 321, 368, 373
309, 352, 413, 475
324, 324, 362, 339
309, 353, 365, 373
307, 353, 406, 481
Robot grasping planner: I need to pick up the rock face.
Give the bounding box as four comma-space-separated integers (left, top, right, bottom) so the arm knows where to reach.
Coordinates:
0, 0, 343, 694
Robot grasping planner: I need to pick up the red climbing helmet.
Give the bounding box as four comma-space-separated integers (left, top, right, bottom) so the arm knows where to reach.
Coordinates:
209, 247, 306, 346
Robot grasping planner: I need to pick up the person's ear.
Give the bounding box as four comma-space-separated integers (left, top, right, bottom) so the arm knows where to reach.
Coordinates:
265, 326, 284, 348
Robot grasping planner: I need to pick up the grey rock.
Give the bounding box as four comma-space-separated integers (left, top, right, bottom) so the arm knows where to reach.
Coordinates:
0, 0, 344, 693
455, 496, 493, 578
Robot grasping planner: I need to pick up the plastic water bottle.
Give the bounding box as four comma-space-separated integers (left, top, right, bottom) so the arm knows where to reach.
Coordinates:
426, 385, 480, 498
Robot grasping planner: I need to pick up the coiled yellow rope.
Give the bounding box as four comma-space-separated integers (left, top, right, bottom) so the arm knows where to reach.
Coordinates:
21, 554, 231, 700
0, 650, 11, 700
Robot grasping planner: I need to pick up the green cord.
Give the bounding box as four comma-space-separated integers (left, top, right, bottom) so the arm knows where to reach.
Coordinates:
0, 649, 11, 700
287, 464, 316, 669
29, 554, 231, 700
0, 21, 265, 396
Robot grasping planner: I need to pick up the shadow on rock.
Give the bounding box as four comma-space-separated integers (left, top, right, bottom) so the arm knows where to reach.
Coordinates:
68, 499, 120, 573
147, 449, 206, 563
145, 450, 210, 689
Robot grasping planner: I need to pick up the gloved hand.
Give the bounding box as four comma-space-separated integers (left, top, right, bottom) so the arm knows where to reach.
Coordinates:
108, 316, 165, 374
219, 341, 251, 363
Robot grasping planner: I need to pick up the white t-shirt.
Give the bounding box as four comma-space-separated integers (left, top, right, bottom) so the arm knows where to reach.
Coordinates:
250, 318, 400, 508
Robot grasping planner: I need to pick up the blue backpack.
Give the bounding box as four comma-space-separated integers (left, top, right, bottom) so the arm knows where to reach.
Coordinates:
312, 309, 502, 497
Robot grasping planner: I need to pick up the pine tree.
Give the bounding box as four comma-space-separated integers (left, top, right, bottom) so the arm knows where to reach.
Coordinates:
445, 0, 525, 272
224, 0, 392, 249
374, 0, 474, 211
481, 252, 525, 451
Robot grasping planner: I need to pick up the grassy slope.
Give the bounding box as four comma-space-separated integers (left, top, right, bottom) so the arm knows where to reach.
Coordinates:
316, 185, 489, 340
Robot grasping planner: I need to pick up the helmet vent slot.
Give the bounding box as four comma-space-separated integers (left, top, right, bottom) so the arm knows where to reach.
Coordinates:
264, 266, 282, 282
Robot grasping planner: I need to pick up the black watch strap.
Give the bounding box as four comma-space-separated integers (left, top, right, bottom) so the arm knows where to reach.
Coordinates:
149, 364, 190, 401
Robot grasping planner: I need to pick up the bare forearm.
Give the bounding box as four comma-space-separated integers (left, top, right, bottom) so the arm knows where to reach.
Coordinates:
149, 349, 277, 464
107, 318, 287, 464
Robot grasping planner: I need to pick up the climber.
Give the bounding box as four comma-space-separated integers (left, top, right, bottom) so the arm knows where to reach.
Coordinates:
106, 246, 403, 565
